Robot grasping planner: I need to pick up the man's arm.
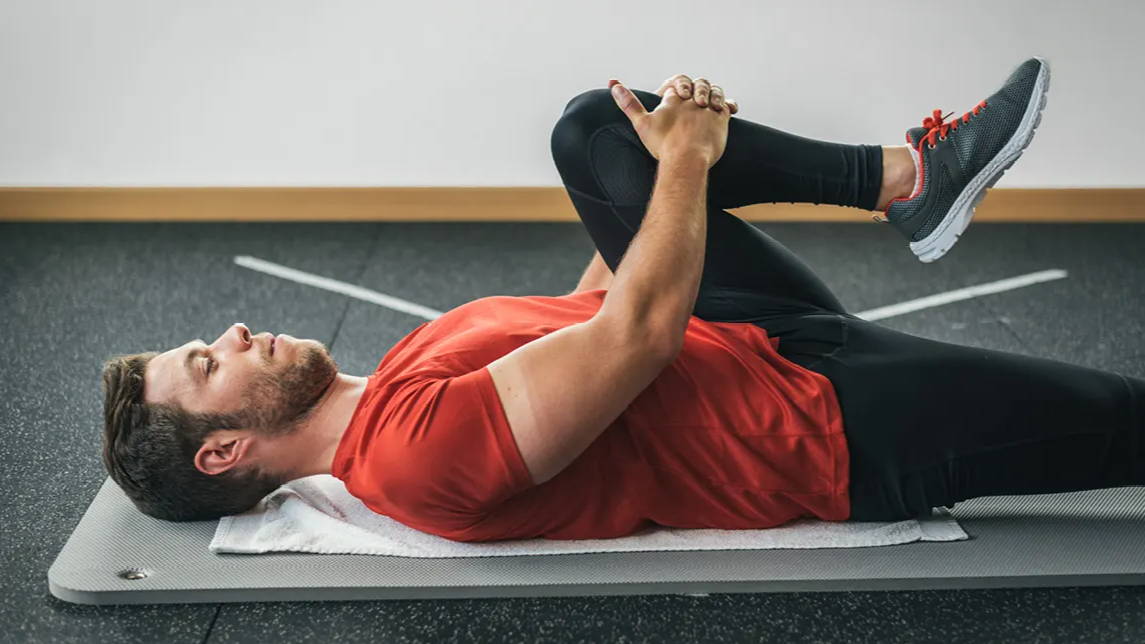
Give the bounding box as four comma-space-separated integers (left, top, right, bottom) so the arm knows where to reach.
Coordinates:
487, 78, 727, 485
568, 250, 613, 294
488, 153, 711, 485
596, 153, 708, 344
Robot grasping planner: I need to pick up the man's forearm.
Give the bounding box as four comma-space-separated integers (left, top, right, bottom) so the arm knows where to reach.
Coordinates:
597, 152, 708, 347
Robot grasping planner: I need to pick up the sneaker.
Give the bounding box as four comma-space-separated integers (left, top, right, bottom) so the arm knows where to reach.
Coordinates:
879, 57, 1051, 263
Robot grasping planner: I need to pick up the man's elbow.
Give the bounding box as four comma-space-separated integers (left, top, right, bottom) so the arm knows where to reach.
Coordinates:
596, 309, 684, 364
646, 327, 685, 364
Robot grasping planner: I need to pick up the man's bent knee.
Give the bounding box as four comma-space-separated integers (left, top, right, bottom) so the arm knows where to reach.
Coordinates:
551, 89, 618, 183
550, 87, 659, 197
552, 87, 656, 159
558, 86, 664, 134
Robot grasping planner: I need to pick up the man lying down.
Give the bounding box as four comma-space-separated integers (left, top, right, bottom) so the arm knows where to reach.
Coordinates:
100, 58, 1145, 543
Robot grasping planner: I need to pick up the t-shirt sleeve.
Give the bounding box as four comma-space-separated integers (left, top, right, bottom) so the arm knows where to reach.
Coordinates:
372, 365, 535, 537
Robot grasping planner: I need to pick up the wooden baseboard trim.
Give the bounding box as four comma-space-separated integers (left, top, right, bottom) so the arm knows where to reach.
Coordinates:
1, 187, 1142, 222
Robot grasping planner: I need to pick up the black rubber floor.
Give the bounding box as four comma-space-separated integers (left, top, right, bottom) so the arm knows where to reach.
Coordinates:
3, 221, 1145, 643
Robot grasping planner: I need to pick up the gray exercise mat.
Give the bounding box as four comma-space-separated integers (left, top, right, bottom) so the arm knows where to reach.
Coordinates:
48, 478, 1145, 605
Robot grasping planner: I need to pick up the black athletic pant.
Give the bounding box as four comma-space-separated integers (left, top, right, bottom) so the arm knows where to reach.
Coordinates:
550, 87, 1145, 521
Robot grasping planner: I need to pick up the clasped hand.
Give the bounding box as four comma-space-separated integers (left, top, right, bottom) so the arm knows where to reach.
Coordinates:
608, 73, 739, 168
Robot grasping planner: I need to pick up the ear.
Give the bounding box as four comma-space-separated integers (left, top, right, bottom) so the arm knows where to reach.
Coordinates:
194, 430, 256, 476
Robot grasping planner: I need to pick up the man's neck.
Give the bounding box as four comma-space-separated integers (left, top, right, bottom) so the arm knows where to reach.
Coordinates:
269, 372, 369, 480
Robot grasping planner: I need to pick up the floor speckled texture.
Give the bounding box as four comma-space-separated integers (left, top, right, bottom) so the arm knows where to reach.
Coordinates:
3, 221, 1144, 643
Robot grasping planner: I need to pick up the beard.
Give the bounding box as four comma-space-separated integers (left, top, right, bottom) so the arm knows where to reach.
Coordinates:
238, 338, 339, 435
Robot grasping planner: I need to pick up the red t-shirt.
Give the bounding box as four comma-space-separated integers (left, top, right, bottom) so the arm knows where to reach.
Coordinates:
331, 289, 850, 542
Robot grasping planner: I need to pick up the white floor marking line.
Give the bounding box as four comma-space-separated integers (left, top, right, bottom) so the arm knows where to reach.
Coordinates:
854, 269, 1068, 321
234, 255, 445, 320
237, 255, 1067, 325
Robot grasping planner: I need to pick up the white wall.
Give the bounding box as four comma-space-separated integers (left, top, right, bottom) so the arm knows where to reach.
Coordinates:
2, 0, 1142, 188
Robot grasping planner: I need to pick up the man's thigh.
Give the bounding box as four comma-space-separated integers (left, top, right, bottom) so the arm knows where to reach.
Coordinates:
812, 317, 1142, 521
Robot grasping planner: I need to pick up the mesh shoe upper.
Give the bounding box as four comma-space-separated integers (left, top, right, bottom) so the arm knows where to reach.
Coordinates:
887, 58, 1044, 242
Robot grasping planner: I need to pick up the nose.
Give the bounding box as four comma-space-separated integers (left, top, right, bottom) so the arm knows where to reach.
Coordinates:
230, 322, 252, 348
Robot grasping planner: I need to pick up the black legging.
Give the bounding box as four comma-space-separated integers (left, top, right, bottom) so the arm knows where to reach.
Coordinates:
550, 87, 1145, 521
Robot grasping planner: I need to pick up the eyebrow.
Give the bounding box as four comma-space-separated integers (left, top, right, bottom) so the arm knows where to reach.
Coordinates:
183, 340, 208, 386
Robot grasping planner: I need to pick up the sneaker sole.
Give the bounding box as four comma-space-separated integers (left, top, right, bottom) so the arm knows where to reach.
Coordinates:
910, 58, 1052, 263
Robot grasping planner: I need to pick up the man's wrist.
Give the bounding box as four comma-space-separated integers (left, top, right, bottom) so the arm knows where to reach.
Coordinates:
658, 148, 714, 171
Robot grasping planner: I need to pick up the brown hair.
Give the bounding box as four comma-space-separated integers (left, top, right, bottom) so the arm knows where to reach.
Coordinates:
100, 352, 285, 521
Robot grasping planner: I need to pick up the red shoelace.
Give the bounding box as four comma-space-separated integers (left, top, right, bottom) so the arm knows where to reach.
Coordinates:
920, 100, 987, 148
874, 98, 990, 222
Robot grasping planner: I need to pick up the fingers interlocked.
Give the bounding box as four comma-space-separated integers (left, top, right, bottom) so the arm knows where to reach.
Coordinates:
655, 73, 738, 114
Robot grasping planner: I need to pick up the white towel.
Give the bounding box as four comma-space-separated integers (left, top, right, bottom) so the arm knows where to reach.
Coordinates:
210, 474, 968, 557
